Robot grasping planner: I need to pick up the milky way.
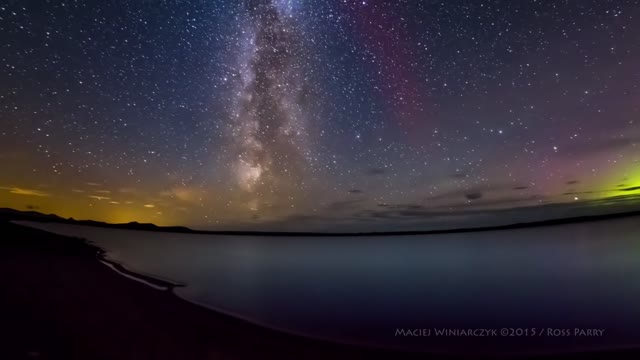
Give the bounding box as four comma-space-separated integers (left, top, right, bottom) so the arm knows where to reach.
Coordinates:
231, 0, 311, 212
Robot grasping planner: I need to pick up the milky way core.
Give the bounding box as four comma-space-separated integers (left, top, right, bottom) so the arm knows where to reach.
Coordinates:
230, 0, 311, 212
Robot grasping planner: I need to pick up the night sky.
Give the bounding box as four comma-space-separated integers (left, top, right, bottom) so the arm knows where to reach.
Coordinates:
1, 0, 639, 231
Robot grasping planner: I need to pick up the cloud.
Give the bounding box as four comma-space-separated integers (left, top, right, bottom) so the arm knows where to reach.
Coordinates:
95, 190, 111, 194
109, 201, 120, 205
563, 185, 640, 196
86, 182, 102, 187
354, 194, 636, 226
566, 180, 580, 185
223, 193, 640, 233
366, 168, 386, 175
425, 184, 504, 203
459, 194, 545, 208
562, 190, 596, 196
620, 186, 640, 192
71, 189, 85, 193
373, 194, 545, 220
119, 188, 137, 194
377, 203, 425, 210
160, 187, 199, 203
173, 188, 197, 202
423, 182, 542, 206
143, 204, 155, 208
465, 192, 483, 200
348, 189, 363, 194
88, 195, 110, 201
1, 187, 50, 197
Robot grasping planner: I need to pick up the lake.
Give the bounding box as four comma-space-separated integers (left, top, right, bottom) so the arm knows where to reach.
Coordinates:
18, 217, 640, 356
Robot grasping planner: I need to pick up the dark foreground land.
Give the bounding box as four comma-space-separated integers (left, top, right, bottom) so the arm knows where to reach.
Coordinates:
0, 220, 428, 360
1, 217, 640, 360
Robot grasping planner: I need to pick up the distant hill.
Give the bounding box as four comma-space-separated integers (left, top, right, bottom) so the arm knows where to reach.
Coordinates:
0, 208, 67, 222
2, 207, 640, 237
0, 208, 191, 233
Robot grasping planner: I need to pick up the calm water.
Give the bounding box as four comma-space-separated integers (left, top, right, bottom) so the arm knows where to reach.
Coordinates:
19, 218, 640, 356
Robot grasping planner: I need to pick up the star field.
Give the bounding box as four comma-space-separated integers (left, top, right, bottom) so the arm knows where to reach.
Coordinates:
1, 0, 639, 231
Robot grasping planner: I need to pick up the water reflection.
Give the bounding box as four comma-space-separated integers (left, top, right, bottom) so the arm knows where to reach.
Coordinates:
19, 218, 640, 356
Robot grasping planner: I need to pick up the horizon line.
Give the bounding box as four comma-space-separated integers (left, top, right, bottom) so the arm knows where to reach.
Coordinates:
3, 207, 640, 237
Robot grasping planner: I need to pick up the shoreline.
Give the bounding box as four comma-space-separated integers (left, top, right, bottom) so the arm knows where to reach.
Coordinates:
0, 219, 432, 360
92, 243, 406, 355
98, 258, 183, 291
96, 253, 640, 359
3, 218, 640, 359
